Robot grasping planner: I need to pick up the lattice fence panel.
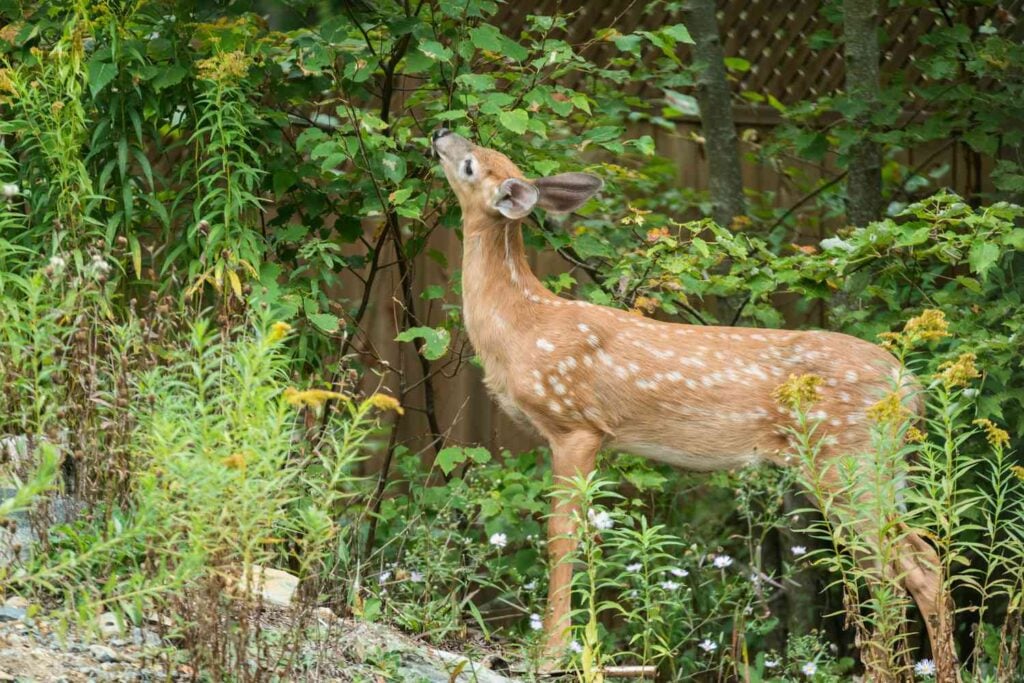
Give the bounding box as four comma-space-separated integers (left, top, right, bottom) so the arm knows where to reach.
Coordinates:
495, 0, 1023, 106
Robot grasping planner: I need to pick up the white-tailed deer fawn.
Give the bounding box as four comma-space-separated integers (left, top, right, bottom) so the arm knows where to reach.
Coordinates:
431, 127, 957, 678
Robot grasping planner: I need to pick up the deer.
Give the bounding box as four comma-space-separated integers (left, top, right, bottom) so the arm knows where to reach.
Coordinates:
430, 127, 959, 680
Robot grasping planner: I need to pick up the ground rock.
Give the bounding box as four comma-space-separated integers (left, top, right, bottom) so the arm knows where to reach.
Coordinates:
238, 564, 299, 607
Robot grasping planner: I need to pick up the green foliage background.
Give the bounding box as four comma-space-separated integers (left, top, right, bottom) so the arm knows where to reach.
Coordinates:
0, 0, 1022, 679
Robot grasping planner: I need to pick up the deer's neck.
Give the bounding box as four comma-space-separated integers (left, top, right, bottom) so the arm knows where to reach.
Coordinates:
460, 210, 550, 364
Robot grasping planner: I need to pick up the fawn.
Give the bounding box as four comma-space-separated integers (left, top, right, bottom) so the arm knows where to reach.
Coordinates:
431, 127, 957, 679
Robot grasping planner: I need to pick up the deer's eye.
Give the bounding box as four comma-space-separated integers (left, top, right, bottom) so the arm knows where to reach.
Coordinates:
463, 159, 474, 177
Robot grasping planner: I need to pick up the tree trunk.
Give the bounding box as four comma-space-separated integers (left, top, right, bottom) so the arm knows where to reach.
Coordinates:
684, 0, 745, 228
843, 0, 883, 226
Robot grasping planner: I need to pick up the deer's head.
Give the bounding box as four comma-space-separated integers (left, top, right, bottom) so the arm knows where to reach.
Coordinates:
431, 128, 603, 221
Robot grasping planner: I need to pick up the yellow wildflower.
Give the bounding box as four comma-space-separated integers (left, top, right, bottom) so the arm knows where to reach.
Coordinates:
935, 353, 980, 390
867, 392, 911, 427
773, 374, 824, 410
221, 452, 247, 471
267, 321, 292, 343
905, 425, 927, 443
196, 50, 251, 82
632, 296, 658, 314
283, 387, 347, 409
903, 309, 950, 344
1010, 465, 1024, 482
973, 418, 1010, 450
366, 393, 404, 415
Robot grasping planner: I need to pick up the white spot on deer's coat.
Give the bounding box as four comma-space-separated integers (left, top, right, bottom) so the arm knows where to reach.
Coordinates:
598, 350, 614, 367
553, 383, 567, 396
681, 357, 706, 368
587, 334, 600, 348
536, 338, 555, 352
751, 333, 767, 342
845, 370, 859, 382
578, 323, 590, 333
615, 366, 629, 379
549, 401, 562, 413
827, 377, 838, 387
838, 391, 852, 403
628, 362, 640, 374
685, 379, 698, 389
666, 371, 683, 382
583, 355, 593, 367
534, 383, 545, 397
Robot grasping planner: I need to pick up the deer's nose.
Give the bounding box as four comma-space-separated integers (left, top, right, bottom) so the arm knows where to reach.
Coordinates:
432, 127, 452, 141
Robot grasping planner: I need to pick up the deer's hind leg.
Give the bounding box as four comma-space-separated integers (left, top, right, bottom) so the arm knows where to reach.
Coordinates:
799, 451, 959, 683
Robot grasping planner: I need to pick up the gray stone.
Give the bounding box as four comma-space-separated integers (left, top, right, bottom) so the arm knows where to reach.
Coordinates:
88, 643, 120, 663
0, 607, 25, 622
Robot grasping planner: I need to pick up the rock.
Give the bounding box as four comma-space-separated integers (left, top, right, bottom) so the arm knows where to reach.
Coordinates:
3, 596, 28, 610
0, 607, 25, 623
97, 611, 121, 638
88, 643, 120, 663
238, 564, 298, 608
314, 606, 337, 623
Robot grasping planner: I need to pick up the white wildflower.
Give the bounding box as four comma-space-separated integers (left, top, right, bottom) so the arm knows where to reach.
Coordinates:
489, 532, 508, 549
48, 255, 66, 271
698, 638, 717, 653
791, 545, 807, 556
712, 555, 734, 569
524, 580, 537, 591
764, 657, 780, 669
2, 183, 19, 198
588, 508, 614, 530
669, 567, 689, 577
801, 661, 817, 676
625, 562, 643, 573
819, 236, 856, 253
378, 570, 391, 584
660, 580, 680, 591
569, 640, 583, 653
409, 570, 424, 583
529, 613, 543, 631
914, 659, 936, 677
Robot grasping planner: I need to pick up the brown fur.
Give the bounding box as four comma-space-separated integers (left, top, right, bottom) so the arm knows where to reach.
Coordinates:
433, 131, 959, 679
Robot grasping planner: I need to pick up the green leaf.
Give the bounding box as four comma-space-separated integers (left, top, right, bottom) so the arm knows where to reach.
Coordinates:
436, 447, 468, 476
395, 326, 451, 360
308, 313, 341, 334
469, 25, 528, 61
87, 57, 117, 97
417, 40, 452, 62
151, 65, 187, 91
724, 56, 751, 71
498, 109, 530, 135
661, 23, 694, 44
968, 241, 1000, 279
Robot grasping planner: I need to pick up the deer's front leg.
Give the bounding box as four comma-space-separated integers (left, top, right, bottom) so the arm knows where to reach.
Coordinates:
542, 430, 601, 665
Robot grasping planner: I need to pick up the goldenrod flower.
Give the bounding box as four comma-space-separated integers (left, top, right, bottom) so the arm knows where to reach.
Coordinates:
903, 309, 950, 344
196, 50, 251, 82
773, 374, 823, 410
1011, 465, 1024, 482
268, 321, 292, 343
973, 418, 1010, 450
283, 387, 347, 409
366, 393, 404, 415
905, 425, 927, 443
935, 353, 980, 390
867, 392, 911, 427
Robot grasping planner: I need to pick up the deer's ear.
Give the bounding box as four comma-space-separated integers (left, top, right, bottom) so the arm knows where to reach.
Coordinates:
534, 173, 603, 214
493, 178, 539, 219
